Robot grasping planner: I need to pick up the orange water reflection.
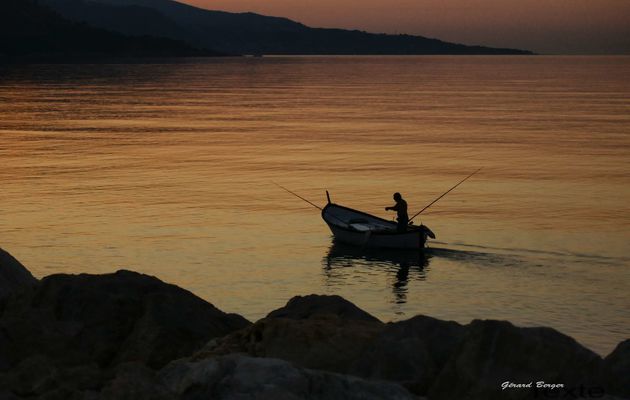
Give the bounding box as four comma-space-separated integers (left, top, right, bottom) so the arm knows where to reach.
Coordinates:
1, 56, 629, 355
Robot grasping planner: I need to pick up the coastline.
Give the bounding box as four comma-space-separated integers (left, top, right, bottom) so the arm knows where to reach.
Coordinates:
1, 247, 628, 399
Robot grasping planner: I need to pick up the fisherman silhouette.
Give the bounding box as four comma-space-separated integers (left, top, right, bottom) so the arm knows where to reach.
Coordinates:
385, 192, 409, 232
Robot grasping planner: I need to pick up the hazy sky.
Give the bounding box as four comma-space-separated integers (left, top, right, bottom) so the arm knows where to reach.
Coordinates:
182, 0, 630, 54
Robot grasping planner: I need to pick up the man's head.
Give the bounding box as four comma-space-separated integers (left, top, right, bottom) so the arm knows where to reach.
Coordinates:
393, 192, 402, 201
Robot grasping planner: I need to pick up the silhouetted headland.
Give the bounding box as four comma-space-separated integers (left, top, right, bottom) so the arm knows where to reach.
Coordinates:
0, 247, 627, 399
0, 0, 226, 62
38, 0, 534, 56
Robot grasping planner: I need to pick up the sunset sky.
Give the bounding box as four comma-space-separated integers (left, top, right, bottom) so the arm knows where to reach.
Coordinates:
182, 0, 630, 54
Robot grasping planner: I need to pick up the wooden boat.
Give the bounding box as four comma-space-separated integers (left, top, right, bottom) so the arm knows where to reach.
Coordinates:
321, 198, 435, 250
275, 172, 483, 250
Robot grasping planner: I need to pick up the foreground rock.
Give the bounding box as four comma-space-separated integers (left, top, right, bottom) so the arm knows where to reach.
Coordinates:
0, 249, 628, 399
0, 247, 37, 301
156, 354, 417, 400
351, 315, 466, 394
0, 355, 104, 398
198, 295, 384, 374
429, 320, 606, 400
267, 294, 382, 322
0, 270, 250, 373
604, 339, 630, 398
211, 298, 468, 395
199, 296, 627, 399
198, 316, 384, 374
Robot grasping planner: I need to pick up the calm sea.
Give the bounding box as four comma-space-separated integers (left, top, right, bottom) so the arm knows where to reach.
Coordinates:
1, 56, 629, 355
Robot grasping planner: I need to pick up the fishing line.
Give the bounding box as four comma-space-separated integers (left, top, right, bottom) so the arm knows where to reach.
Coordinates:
273, 182, 323, 210
408, 167, 482, 223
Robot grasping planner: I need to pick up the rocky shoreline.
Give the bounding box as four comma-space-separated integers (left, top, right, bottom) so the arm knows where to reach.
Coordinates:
1, 247, 628, 399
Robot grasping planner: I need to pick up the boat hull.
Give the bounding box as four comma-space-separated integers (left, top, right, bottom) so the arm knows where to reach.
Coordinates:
322, 203, 429, 250
327, 223, 426, 249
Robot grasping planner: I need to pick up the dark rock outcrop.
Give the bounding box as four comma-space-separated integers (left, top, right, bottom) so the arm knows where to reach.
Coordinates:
351, 315, 466, 394
98, 362, 173, 400
158, 354, 417, 400
0, 269, 250, 372
1, 250, 626, 399
604, 339, 630, 398
267, 294, 381, 322
196, 295, 384, 373
197, 296, 468, 397
196, 315, 384, 374
428, 319, 605, 400
0, 247, 37, 301
0, 355, 103, 398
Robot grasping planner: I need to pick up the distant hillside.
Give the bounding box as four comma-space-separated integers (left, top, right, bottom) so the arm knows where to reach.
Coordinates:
40, 0, 533, 55
0, 0, 223, 60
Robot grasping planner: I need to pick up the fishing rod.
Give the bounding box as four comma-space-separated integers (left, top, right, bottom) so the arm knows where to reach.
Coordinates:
408, 168, 482, 223
275, 184, 355, 229
275, 183, 349, 223
273, 182, 322, 210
